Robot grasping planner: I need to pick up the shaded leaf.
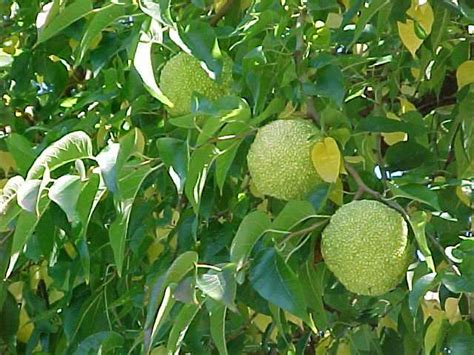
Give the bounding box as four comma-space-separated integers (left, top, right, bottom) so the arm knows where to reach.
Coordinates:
408, 211, 435, 272
250, 248, 308, 320
109, 164, 154, 276
409, 273, 438, 316
208, 300, 228, 355
388, 183, 440, 210
73, 331, 124, 355
166, 303, 201, 354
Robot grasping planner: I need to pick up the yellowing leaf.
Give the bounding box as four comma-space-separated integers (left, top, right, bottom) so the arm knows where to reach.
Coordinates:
456, 60, 474, 90
424, 313, 445, 355
253, 313, 273, 332
311, 137, 341, 183
17, 306, 34, 343
0, 151, 16, 175
214, 0, 227, 12
400, 98, 416, 113
336, 341, 351, 355
445, 297, 462, 324
408, 1, 433, 35
398, 20, 422, 57
382, 112, 408, 146
398, 0, 434, 57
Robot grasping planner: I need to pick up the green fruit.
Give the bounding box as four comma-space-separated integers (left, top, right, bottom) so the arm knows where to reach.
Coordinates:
247, 119, 321, 201
321, 200, 411, 296
159, 52, 232, 117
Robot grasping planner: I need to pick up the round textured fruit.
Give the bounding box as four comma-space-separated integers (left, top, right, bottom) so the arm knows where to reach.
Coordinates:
321, 200, 411, 296
159, 52, 232, 117
247, 119, 321, 200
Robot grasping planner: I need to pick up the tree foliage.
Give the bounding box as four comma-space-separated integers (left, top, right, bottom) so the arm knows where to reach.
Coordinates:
0, 0, 473, 353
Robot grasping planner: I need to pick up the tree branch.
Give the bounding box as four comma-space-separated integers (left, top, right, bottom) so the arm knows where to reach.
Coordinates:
344, 162, 409, 220
210, 0, 234, 27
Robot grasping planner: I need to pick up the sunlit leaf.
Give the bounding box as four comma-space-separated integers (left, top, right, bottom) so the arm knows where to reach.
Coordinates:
456, 60, 474, 90
311, 137, 341, 183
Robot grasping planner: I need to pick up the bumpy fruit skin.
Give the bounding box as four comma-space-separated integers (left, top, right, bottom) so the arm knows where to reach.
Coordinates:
159, 53, 232, 117
321, 200, 411, 296
247, 119, 321, 200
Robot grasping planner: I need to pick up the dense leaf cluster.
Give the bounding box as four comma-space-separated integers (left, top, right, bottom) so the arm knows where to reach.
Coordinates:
0, 0, 473, 353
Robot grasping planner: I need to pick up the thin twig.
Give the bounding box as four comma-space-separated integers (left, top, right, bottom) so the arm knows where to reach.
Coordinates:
279, 220, 328, 246
344, 162, 409, 220
294, 9, 320, 126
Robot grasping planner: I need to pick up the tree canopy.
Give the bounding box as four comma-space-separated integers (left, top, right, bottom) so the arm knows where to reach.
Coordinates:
0, 0, 473, 353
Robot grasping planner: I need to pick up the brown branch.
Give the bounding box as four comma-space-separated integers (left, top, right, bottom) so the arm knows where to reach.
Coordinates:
344, 162, 409, 220
294, 9, 320, 126
209, 0, 234, 26
375, 134, 388, 187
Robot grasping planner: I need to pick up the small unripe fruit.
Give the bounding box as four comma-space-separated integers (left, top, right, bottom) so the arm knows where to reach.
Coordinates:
159, 53, 232, 117
247, 119, 321, 201
321, 200, 412, 296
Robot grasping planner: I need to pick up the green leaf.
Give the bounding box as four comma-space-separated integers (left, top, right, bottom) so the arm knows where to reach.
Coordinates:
145, 251, 198, 329
350, 0, 389, 46
36, 0, 93, 45
156, 138, 188, 194
408, 211, 435, 272
75, 173, 105, 281
145, 251, 198, 347
252, 96, 286, 125
304, 64, 344, 106
75, 3, 126, 65
184, 144, 217, 213
445, 335, 474, 355
176, 21, 223, 80
96, 143, 120, 193
356, 116, 425, 135
109, 164, 154, 276
5, 134, 37, 176
0, 291, 19, 341
166, 303, 201, 354
388, 183, 440, 210
270, 200, 316, 237
196, 264, 237, 310
300, 262, 329, 330
134, 30, 174, 107
196, 97, 251, 146
146, 285, 177, 354
385, 141, 431, 171
250, 248, 308, 320
215, 121, 250, 192
230, 211, 271, 270
408, 273, 439, 316
8, 197, 50, 277
208, 300, 228, 355
48, 175, 82, 223
27, 131, 93, 180
16, 179, 41, 214
73, 331, 124, 355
